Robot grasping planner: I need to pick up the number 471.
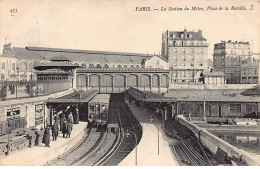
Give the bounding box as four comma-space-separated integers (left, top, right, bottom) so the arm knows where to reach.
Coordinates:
10, 9, 18, 13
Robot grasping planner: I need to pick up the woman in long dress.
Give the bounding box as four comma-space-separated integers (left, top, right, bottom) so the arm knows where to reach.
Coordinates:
43, 127, 50, 147
62, 120, 68, 138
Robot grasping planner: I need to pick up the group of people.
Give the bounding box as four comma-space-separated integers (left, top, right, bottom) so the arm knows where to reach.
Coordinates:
42, 112, 74, 147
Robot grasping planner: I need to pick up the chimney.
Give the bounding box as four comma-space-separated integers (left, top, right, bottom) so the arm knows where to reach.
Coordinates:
184, 28, 187, 35
198, 30, 202, 37
3, 43, 11, 53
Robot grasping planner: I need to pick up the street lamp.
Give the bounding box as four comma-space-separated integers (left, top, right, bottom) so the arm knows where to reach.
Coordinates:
125, 130, 137, 166
6, 127, 11, 156
150, 108, 165, 155
203, 80, 207, 122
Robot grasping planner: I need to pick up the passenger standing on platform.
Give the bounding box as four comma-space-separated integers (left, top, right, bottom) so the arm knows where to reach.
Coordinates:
54, 114, 60, 126
52, 123, 59, 141
62, 120, 68, 138
68, 112, 74, 124
67, 121, 73, 138
35, 131, 40, 146
60, 114, 66, 131
43, 126, 50, 147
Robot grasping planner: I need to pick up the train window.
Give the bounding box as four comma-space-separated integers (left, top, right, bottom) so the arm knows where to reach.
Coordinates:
96, 104, 100, 112
100, 105, 106, 113
90, 104, 95, 111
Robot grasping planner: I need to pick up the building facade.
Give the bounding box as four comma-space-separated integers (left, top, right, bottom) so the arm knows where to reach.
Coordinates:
213, 40, 252, 84
161, 29, 208, 83
0, 44, 169, 82
241, 57, 259, 84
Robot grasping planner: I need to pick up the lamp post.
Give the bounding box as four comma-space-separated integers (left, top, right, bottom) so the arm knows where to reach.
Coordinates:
6, 127, 11, 156
125, 130, 137, 166
150, 108, 165, 155
203, 81, 207, 122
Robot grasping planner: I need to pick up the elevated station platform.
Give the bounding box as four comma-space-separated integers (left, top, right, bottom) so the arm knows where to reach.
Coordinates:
0, 122, 87, 166
118, 100, 179, 166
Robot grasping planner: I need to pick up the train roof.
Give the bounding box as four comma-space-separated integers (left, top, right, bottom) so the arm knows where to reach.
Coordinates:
89, 94, 110, 104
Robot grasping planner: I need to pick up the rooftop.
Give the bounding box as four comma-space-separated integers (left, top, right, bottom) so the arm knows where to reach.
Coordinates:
127, 88, 260, 103
167, 29, 207, 41
1, 45, 154, 65
165, 89, 260, 103
201, 71, 225, 77
46, 89, 98, 103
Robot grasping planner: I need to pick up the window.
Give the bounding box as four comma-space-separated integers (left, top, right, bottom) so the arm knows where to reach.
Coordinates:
12, 63, 15, 70
89, 64, 94, 68
103, 64, 109, 68
2, 62, 5, 70
96, 64, 102, 68
253, 68, 257, 75
182, 49, 186, 54
81, 63, 86, 69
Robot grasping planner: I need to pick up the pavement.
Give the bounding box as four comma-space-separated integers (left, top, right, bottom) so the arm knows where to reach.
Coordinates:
119, 101, 180, 166
0, 122, 87, 166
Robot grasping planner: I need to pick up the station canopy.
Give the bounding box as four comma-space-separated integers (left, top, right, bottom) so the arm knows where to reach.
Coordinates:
126, 87, 176, 103
46, 89, 98, 103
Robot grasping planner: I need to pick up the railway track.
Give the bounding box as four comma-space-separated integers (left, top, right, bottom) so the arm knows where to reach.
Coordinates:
46, 127, 106, 166
46, 93, 142, 166
165, 120, 213, 166
96, 93, 142, 166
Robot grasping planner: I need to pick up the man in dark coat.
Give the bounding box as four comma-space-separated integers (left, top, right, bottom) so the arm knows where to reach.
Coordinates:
62, 120, 68, 138
52, 123, 59, 141
43, 126, 50, 147
60, 114, 66, 131
66, 122, 73, 138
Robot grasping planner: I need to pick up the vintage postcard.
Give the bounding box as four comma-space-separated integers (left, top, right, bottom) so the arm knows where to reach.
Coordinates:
0, 0, 259, 166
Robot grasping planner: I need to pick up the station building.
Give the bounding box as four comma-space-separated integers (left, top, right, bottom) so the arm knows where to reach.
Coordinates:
0, 44, 170, 134
126, 86, 260, 123
0, 44, 168, 82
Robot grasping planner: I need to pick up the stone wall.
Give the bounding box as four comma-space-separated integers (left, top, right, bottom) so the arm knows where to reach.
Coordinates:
177, 115, 260, 166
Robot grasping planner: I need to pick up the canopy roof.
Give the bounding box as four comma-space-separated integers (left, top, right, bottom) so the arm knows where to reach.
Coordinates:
46, 89, 98, 103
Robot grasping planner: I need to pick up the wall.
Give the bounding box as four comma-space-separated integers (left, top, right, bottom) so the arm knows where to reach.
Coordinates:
177, 115, 260, 166
0, 89, 74, 129
169, 83, 256, 90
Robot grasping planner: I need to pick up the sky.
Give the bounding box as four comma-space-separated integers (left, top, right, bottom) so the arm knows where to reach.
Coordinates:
0, 0, 259, 60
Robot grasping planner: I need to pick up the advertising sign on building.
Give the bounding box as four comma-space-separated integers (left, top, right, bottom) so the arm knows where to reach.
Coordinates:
35, 104, 44, 125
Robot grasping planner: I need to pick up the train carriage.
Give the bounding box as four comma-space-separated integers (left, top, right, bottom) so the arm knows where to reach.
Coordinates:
88, 94, 110, 127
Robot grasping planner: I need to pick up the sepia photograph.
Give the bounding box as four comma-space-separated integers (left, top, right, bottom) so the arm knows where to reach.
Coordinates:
0, 0, 259, 166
